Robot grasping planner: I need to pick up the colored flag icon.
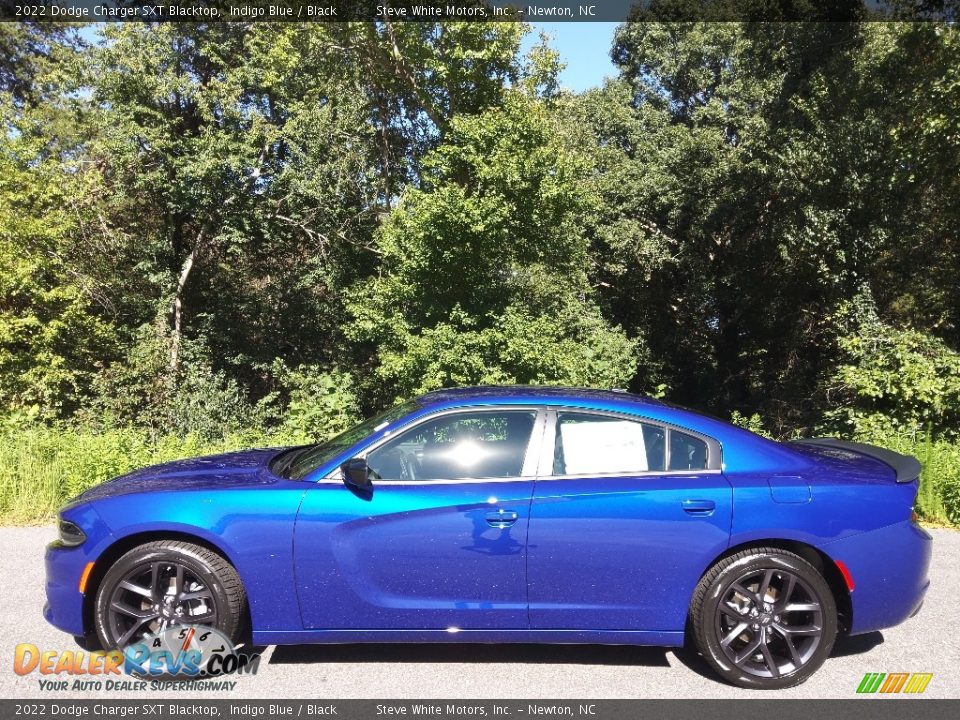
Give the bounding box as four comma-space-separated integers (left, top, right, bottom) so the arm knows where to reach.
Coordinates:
857, 672, 932, 694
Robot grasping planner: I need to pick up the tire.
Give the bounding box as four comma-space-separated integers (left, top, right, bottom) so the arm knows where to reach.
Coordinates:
93, 540, 246, 650
690, 547, 837, 689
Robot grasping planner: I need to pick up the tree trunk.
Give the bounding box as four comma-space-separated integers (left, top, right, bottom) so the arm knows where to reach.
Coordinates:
169, 242, 198, 373
378, 19, 448, 135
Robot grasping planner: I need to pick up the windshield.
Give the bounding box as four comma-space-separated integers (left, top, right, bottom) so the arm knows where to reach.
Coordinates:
282, 400, 420, 480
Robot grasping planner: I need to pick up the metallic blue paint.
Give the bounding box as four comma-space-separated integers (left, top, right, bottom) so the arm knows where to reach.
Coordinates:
295, 479, 534, 630
819, 519, 931, 634
527, 473, 732, 632
44, 386, 931, 650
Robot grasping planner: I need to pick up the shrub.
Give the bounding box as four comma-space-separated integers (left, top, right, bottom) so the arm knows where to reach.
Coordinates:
852, 429, 960, 526
0, 363, 362, 524
729, 411, 774, 439
735, 410, 959, 526
84, 324, 262, 439
826, 309, 960, 439
274, 364, 360, 442
2, 421, 958, 527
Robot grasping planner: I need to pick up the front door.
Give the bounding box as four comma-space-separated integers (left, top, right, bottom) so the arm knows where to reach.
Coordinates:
527, 410, 733, 632
294, 407, 544, 630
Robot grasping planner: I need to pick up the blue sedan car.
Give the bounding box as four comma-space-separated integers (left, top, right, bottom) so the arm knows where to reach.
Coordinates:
45, 386, 931, 688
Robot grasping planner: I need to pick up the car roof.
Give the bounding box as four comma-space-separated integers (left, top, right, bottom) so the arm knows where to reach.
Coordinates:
416, 385, 668, 409
407, 385, 811, 475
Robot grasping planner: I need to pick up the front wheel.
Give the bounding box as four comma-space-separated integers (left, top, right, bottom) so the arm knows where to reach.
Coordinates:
93, 540, 246, 650
690, 547, 837, 689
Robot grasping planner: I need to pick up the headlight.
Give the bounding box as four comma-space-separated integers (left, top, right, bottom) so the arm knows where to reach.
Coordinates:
57, 518, 87, 547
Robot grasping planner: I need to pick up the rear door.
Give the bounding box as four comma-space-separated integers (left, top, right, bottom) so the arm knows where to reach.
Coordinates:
527, 409, 733, 633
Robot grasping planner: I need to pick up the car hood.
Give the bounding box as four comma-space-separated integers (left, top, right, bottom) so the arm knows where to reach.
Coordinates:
72, 448, 290, 504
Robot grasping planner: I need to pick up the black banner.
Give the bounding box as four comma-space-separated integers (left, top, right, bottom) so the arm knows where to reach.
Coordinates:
0, 0, 957, 23
1, 701, 960, 720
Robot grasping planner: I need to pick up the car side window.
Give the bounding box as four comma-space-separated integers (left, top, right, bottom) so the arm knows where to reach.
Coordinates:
553, 413, 666, 475
669, 431, 709, 471
366, 411, 536, 481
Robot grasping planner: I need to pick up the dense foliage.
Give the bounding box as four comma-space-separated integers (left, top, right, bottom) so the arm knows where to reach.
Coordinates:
1, 19, 959, 523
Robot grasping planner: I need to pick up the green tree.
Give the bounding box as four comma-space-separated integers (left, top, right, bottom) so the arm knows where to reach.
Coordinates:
37, 21, 542, 426
0, 24, 117, 421
0, 133, 117, 421
865, 24, 960, 347
0, 21, 82, 107
826, 290, 960, 439
321, 21, 528, 199
349, 92, 638, 405
589, 20, 960, 434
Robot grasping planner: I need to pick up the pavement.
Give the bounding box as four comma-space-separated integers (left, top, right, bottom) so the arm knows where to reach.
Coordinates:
2, 526, 957, 699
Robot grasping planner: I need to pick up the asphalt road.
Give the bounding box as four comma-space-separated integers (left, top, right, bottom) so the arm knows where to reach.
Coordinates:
3, 526, 957, 699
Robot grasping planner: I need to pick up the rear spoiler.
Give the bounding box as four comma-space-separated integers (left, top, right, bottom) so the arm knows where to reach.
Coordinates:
791, 438, 922, 483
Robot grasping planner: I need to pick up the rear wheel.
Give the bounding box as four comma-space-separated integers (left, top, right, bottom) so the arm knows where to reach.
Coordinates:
690, 548, 837, 689
94, 540, 245, 650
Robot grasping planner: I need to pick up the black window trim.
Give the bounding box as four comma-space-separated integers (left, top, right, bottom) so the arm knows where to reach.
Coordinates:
321, 404, 549, 485
536, 407, 723, 480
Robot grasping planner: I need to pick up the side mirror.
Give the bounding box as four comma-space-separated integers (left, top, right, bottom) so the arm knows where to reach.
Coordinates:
340, 457, 373, 490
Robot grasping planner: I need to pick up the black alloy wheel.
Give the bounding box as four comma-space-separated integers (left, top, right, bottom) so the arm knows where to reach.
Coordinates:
93, 540, 245, 650
691, 547, 838, 689
714, 567, 824, 678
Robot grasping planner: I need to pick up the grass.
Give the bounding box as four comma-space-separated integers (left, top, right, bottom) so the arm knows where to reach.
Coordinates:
0, 425, 958, 527
0, 426, 298, 525
864, 432, 960, 526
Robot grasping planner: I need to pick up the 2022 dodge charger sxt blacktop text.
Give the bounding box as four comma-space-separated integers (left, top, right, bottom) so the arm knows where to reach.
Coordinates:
45, 386, 931, 688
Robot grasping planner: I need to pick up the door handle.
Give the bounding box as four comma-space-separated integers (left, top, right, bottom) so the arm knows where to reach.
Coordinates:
681, 499, 716, 515
485, 510, 519, 528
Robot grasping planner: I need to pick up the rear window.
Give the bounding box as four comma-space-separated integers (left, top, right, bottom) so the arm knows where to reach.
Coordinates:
669, 431, 709, 471
553, 413, 666, 475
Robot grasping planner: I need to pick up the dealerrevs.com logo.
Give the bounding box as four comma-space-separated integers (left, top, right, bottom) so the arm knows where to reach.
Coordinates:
14, 625, 259, 692
856, 672, 933, 694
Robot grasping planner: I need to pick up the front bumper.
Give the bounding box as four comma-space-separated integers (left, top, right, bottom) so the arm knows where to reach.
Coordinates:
45, 542, 90, 636
820, 520, 932, 635
43, 503, 115, 637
